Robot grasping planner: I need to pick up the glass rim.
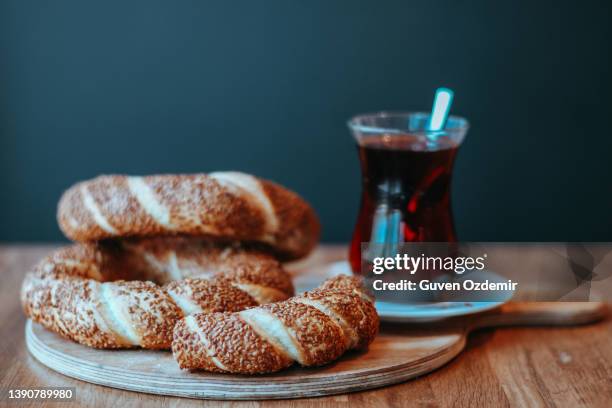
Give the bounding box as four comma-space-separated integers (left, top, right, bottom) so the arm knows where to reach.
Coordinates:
347, 111, 470, 135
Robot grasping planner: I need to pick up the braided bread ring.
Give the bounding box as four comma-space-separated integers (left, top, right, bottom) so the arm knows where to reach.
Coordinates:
172, 276, 379, 374
21, 241, 294, 349
57, 172, 320, 260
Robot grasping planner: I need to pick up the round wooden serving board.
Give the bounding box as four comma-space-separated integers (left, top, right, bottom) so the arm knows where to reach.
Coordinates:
25, 302, 607, 400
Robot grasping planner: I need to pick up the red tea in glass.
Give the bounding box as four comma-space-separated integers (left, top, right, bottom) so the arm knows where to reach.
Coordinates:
348, 112, 469, 273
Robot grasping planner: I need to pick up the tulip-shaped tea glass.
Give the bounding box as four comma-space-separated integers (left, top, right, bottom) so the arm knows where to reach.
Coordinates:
348, 112, 469, 273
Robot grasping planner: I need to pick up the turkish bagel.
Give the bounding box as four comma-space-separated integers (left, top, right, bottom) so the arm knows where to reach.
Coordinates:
57, 172, 320, 260
21, 239, 294, 349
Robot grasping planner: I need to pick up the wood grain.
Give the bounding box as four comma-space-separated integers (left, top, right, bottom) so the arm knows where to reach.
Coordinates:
2, 245, 612, 407
23, 296, 606, 399
25, 321, 466, 400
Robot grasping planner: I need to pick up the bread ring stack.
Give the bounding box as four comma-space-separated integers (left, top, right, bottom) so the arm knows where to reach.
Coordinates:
22, 172, 380, 375
22, 172, 320, 349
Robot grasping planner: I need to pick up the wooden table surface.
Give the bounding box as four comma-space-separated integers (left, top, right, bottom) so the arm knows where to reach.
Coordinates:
1, 245, 611, 408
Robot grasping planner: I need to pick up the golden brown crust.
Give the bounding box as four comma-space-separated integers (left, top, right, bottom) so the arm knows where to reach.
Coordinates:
172, 319, 223, 372
121, 236, 294, 295
106, 280, 183, 349
300, 289, 379, 350
172, 276, 380, 374
57, 173, 320, 260
21, 275, 125, 348
261, 301, 346, 366
258, 180, 320, 259
319, 275, 375, 302
165, 278, 258, 313
21, 242, 294, 349
173, 313, 293, 373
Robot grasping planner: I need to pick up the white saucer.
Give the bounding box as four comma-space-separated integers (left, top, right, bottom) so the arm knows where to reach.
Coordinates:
293, 261, 514, 323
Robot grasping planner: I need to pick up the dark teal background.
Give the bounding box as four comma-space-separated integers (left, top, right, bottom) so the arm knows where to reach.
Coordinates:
1, 1, 611, 243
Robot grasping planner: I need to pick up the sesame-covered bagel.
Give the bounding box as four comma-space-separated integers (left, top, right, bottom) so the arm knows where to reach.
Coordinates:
120, 236, 294, 299
57, 172, 320, 260
172, 276, 379, 374
21, 241, 294, 349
